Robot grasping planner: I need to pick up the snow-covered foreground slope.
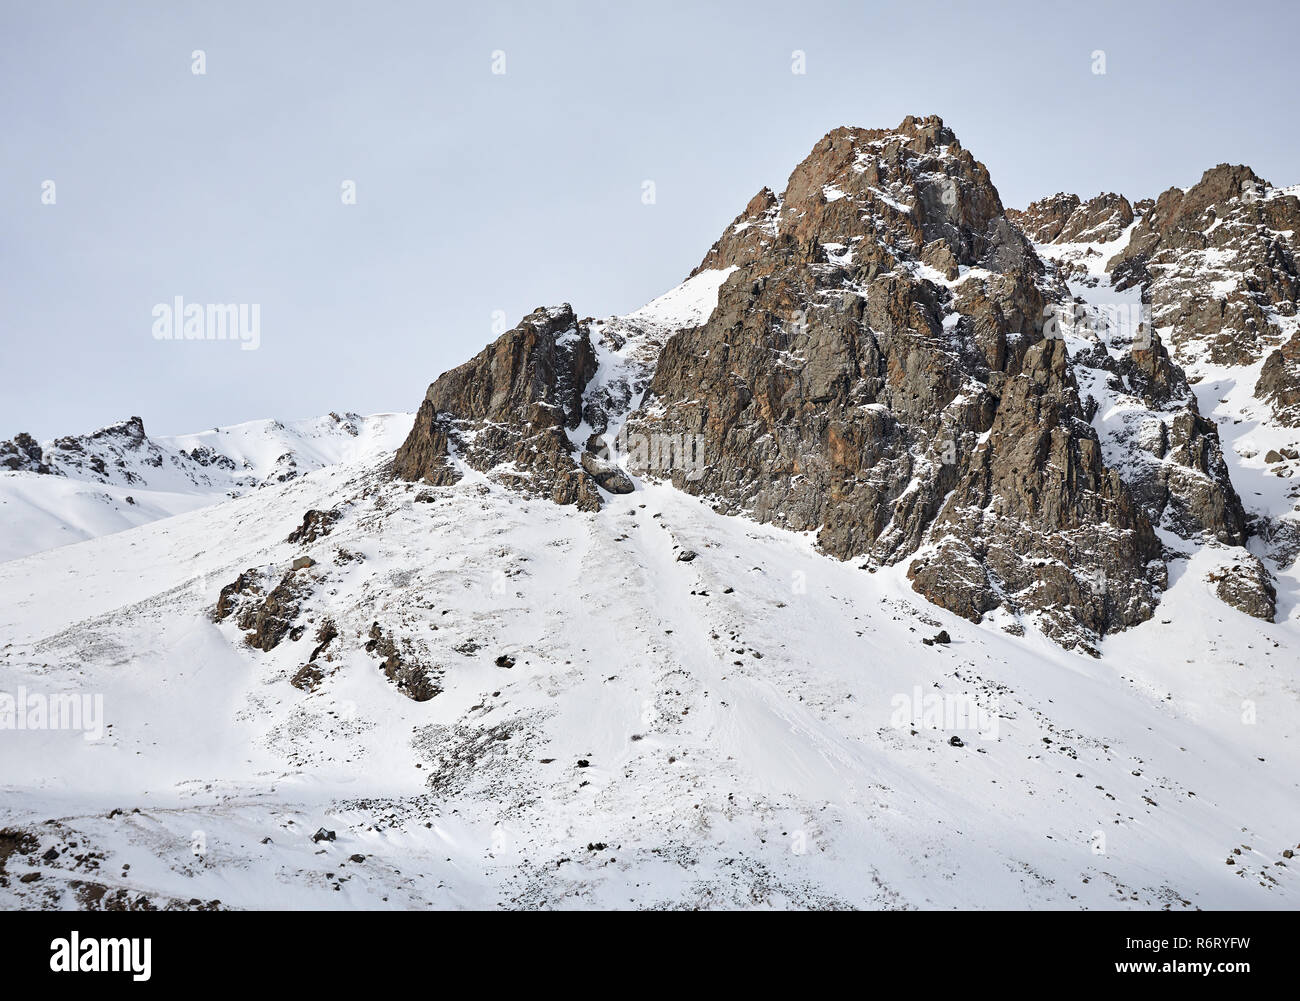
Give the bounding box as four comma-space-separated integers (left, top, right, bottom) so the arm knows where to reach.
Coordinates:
1, 444, 1297, 909
0, 412, 413, 563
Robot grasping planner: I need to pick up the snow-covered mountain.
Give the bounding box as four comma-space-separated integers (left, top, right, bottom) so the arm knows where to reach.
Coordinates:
2, 117, 1297, 911
0, 412, 413, 563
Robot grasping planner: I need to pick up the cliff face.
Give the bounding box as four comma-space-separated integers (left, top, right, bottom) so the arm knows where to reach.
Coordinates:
623, 116, 1163, 652
394, 304, 604, 510
1017, 164, 1300, 622
1109, 164, 1300, 370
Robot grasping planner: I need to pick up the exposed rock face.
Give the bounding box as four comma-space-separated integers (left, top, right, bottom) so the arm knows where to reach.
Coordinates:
394, 304, 604, 510
1257, 332, 1300, 426
692, 187, 781, 277
690, 117, 1023, 279
1068, 316, 1248, 545
289, 663, 324, 692
1010, 192, 1134, 246
287, 508, 341, 545
213, 569, 261, 623
1019, 164, 1299, 616
366, 622, 439, 702
0, 432, 48, 473
1142, 410, 1246, 544
213, 568, 308, 652
909, 338, 1164, 652
1208, 555, 1277, 621
1007, 193, 1081, 244
1108, 164, 1300, 368
621, 116, 1164, 649
236, 571, 307, 652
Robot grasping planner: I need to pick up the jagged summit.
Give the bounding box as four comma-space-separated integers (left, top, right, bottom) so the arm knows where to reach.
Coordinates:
1008, 192, 1136, 246
1015, 159, 1300, 621
693, 114, 1028, 282
14, 118, 1286, 654
395, 117, 1177, 651
1109, 163, 1300, 369
391, 116, 1300, 651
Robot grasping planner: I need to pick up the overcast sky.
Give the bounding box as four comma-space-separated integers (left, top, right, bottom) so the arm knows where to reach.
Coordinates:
4, 0, 1298, 439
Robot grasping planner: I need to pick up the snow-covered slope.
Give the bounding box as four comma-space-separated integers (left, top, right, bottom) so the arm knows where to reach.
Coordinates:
2, 273, 1297, 911
0, 412, 413, 563
1, 441, 1296, 909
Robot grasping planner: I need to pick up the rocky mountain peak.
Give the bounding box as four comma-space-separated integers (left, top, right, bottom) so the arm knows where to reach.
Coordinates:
1010, 191, 1135, 246
1021, 157, 1300, 622
392, 118, 1300, 650
1, 412, 412, 561
1109, 163, 1300, 368
693, 115, 1032, 283
2, 415, 157, 481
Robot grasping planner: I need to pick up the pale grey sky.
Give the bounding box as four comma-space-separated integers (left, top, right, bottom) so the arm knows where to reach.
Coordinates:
4, 0, 1298, 438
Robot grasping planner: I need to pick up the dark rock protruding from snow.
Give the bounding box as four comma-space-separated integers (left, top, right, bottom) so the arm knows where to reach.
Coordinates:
1208, 556, 1277, 622
1258, 332, 1300, 427
624, 115, 1164, 650
909, 338, 1165, 653
1008, 192, 1134, 246
0, 432, 48, 473
390, 116, 1297, 650
393, 304, 605, 510
1109, 164, 1300, 369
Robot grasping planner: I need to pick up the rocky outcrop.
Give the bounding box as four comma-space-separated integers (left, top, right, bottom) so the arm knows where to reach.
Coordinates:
1017, 177, 1266, 556
909, 338, 1164, 652
49, 417, 157, 484
2, 418, 156, 481
1207, 556, 1277, 621
689, 117, 1025, 279
287, 508, 340, 545
1108, 165, 1300, 368
366, 622, 439, 702
692, 187, 781, 278
393, 304, 605, 510
1257, 332, 1300, 426
236, 571, 307, 652
392, 116, 1296, 649
213, 569, 262, 623
0, 432, 49, 473
1069, 321, 1248, 545
1140, 409, 1247, 544
1010, 192, 1134, 246
213, 566, 310, 652
620, 116, 1164, 648
1007, 193, 1081, 244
